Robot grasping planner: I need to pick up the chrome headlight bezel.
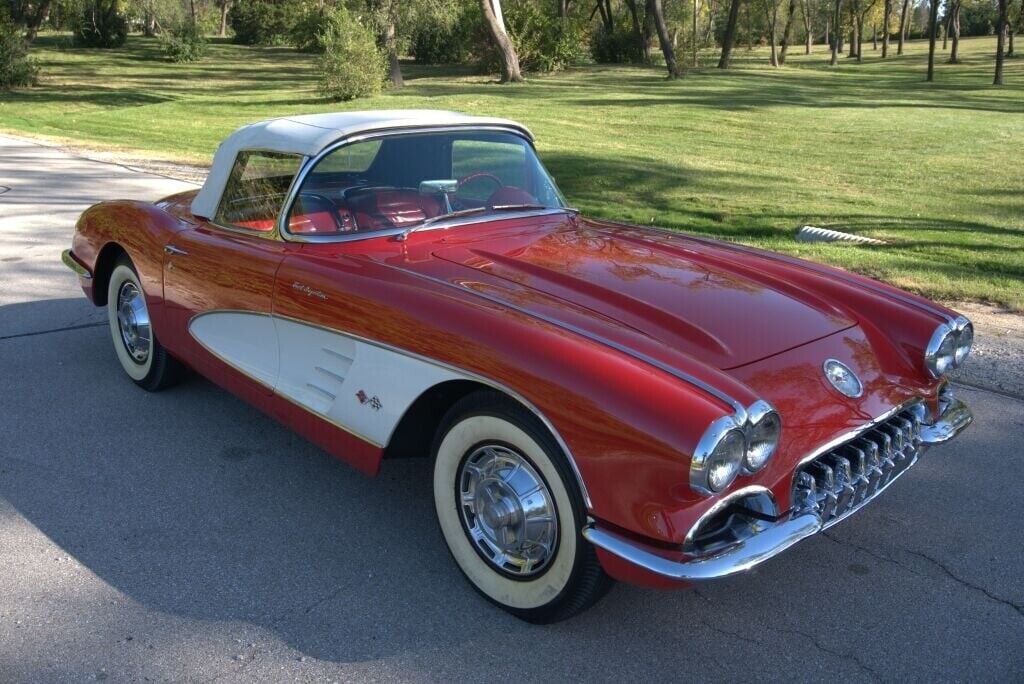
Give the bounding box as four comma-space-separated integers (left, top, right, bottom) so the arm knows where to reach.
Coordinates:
691, 400, 782, 496
925, 316, 973, 378
743, 400, 781, 474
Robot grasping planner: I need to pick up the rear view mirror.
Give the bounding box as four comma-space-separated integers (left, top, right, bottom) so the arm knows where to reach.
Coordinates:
419, 179, 458, 195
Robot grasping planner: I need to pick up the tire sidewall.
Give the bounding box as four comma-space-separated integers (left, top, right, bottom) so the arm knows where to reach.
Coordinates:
433, 412, 580, 611
107, 262, 153, 382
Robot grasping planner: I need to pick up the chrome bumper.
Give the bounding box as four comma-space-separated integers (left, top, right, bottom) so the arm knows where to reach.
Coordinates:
61, 249, 92, 279
584, 397, 973, 582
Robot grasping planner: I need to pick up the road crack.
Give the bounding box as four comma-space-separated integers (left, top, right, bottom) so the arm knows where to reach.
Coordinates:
904, 548, 1024, 619
821, 532, 923, 576
0, 322, 105, 341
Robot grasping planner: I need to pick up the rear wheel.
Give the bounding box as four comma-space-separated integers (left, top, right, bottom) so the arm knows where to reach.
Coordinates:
432, 390, 613, 623
106, 257, 182, 391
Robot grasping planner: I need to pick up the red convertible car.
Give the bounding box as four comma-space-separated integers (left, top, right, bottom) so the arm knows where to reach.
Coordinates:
63, 110, 973, 622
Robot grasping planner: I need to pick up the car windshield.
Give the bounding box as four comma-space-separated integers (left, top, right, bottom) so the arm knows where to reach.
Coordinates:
285, 130, 567, 237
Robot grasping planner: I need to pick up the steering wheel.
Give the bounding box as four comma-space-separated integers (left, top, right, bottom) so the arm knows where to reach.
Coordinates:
457, 172, 504, 191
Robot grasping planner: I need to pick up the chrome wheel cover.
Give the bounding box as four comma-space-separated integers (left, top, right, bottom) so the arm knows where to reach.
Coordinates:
116, 281, 151, 364
457, 444, 558, 578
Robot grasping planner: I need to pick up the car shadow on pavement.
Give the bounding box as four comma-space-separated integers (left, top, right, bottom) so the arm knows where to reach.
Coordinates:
2, 298, 1023, 679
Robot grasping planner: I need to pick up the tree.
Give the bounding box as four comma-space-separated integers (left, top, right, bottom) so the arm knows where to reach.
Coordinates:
881, 0, 891, 55
779, 0, 799, 63
948, 0, 961, 62
926, 0, 939, 80
764, 0, 783, 65
830, 0, 843, 64
217, 0, 230, 37
994, 0, 1009, 84
803, 0, 815, 53
624, 0, 649, 61
647, 0, 681, 76
480, 0, 523, 82
21, 0, 52, 42
718, 0, 743, 67
897, 0, 910, 54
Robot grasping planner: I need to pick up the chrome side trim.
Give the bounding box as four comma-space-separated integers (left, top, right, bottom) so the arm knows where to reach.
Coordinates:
584, 513, 822, 581
187, 309, 593, 509
61, 250, 92, 279
383, 265, 748, 417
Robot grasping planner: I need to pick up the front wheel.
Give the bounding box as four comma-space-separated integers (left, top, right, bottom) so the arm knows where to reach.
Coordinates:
432, 390, 613, 623
106, 257, 183, 391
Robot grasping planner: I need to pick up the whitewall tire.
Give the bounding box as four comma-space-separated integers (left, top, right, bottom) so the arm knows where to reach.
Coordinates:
432, 390, 613, 623
106, 257, 182, 391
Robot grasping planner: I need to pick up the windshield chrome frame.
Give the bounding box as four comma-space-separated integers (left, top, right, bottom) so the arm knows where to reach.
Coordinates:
276, 125, 572, 244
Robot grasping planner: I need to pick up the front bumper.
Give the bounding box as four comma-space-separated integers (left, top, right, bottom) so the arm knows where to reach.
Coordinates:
583, 397, 973, 582
61, 249, 93, 279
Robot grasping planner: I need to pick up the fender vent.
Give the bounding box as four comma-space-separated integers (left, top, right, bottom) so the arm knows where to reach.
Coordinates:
792, 405, 924, 527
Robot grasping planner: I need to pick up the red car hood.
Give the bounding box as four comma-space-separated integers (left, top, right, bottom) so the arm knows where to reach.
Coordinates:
430, 218, 856, 370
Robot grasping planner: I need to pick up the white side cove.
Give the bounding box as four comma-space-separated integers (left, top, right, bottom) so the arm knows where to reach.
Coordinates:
189, 312, 463, 448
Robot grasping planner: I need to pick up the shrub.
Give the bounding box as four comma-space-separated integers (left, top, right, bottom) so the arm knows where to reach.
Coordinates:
316, 6, 385, 101
590, 24, 643, 64
229, 0, 304, 46
161, 21, 207, 62
485, 3, 588, 73
0, 11, 39, 89
292, 3, 366, 53
74, 0, 128, 48
410, 1, 479, 64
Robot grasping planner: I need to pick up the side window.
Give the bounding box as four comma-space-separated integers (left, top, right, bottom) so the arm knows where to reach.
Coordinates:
215, 151, 303, 232
451, 139, 527, 202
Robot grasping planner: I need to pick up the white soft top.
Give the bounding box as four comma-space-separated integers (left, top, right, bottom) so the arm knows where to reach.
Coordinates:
190, 110, 533, 218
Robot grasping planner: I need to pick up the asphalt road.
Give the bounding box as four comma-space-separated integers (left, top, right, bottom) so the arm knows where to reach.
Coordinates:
1, 134, 1022, 682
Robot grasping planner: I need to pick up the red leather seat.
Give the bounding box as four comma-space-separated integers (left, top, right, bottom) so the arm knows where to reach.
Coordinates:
347, 190, 443, 231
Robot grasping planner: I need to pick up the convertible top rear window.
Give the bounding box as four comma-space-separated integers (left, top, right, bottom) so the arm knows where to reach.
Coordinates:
215, 151, 303, 233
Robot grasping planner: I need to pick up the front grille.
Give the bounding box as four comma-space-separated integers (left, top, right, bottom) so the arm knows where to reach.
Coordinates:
792, 404, 923, 527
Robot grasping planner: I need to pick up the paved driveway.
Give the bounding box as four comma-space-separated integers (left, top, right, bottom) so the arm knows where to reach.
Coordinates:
1, 135, 1022, 682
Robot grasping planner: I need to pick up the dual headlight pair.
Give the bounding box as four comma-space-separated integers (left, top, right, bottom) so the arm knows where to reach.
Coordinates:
690, 400, 781, 496
925, 316, 973, 378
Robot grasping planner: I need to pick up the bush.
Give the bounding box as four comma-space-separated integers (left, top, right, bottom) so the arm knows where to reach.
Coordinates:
316, 6, 385, 101
161, 21, 207, 62
229, 0, 304, 46
292, 3, 366, 53
590, 24, 643, 64
74, 0, 128, 48
486, 3, 588, 73
410, 1, 479, 64
1, 12, 39, 89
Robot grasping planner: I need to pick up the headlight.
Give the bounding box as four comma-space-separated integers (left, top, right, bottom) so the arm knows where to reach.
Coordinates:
953, 317, 973, 366
744, 401, 781, 473
925, 316, 973, 378
691, 417, 745, 496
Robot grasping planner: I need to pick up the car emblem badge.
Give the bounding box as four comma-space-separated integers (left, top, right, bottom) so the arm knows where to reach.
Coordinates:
823, 359, 863, 398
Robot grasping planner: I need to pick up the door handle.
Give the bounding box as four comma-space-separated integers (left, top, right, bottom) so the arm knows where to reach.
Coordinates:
164, 245, 189, 256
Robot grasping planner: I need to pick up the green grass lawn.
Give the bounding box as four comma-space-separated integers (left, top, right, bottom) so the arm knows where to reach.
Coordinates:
2, 35, 1022, 309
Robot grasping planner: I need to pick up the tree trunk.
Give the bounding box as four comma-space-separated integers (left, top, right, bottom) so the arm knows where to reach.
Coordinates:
942, 6, 950, 49
767, 0, 780, 66
190, 0, 197, 22
648, 0, 682, 76
480, 0, 523, 82
718, 0, 742, 68
872, 24, 877, 49
830, 0, 843, 64
557, 0, 569, 17
949, 0, 961, 62
779, 0, 798, 63
23, 0, 53, 43
882, 0, 891, 56
804, 0, 813, 53
219, 1, 230, 37
897, 0, 913, 54
385, 9, 403, 87
624, 0, 647, 62
926, 0, 939, 80
995, 0, 1009, 84
692, 0, 699, 67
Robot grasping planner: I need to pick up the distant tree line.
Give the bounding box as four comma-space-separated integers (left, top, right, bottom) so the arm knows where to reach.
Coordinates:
3, 0, 1021, 91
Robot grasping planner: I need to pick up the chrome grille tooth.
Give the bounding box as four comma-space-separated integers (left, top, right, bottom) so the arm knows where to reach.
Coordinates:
793, 402, 927, 527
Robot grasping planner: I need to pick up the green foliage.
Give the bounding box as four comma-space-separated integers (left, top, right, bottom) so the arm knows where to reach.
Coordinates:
229, 0, 303, 46
161, 20, 207, 62
291, 2, 373, 54
0, 9, 39, 89
74, 0, 128, 48
502, 2, 589, 72
315, 5, 385, 101
410, 0, 479, 64
590, 24, 643, 64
